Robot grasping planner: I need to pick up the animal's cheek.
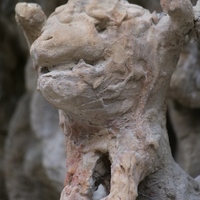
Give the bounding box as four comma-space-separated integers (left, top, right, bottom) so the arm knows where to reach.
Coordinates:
73, 66, 104, 90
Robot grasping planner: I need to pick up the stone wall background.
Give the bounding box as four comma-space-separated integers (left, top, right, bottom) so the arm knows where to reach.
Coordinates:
0, 0, 199, 199
1, 1, 67, 199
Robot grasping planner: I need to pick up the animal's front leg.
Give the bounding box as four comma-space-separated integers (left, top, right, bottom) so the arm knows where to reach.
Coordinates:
60, 187, 89, 200
60, 151, 100, 200
102, 152, 143, 200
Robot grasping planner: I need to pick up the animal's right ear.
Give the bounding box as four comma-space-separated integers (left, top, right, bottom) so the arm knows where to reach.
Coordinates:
85, 1, 111, 33
15, 3, 47, 47
85, 0, 127, 32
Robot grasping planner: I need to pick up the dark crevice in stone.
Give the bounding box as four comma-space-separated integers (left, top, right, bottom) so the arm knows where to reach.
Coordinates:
92, 153, 111, 197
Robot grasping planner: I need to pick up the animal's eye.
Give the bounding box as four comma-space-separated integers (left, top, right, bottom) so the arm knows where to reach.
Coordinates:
95, 23, 107, 33
40, 66, 50, 74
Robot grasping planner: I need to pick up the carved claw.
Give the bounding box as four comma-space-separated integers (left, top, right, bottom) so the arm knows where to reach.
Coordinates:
15, 3, 46, 46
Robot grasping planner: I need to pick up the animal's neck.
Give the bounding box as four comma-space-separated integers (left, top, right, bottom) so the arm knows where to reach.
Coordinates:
59, 108, 167, 146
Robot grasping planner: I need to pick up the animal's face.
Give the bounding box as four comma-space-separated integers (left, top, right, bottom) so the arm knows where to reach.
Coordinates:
30, 0, 148, 125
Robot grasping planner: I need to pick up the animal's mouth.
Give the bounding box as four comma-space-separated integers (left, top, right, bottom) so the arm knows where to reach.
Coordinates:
38, 59, 93, 74
39, 62, 76, 74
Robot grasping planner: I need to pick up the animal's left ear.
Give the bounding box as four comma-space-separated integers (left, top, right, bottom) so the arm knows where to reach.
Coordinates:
85, 0, 127, 28
15, 3, 47, 47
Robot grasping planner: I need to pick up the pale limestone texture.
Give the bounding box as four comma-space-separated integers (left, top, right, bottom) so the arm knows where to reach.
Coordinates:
16, 0, 200, 199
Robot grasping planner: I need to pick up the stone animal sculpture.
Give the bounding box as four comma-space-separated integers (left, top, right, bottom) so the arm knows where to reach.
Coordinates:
15, 0, 200, 199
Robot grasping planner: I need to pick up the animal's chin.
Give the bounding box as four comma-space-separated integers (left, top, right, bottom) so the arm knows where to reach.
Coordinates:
37, 71, 100, 114
38, 75, 131, 125
38, 84, 68, 110
37, 75, 75, 107
40, 86, 108, 124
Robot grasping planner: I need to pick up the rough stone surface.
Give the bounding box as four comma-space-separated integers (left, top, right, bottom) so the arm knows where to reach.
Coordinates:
169, 38, 200, 177
0, 3, 27, 200
169, 2, 200, 175
170, 41, 200, 109
5, 93, 59, 200
2, 1, 67, 200
4, 58, 66, 199
168, 101, 200, 178
15, 0, 200, 199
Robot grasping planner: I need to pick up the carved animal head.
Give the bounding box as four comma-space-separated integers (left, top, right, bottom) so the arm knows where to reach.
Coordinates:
30, 0, 154, 125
